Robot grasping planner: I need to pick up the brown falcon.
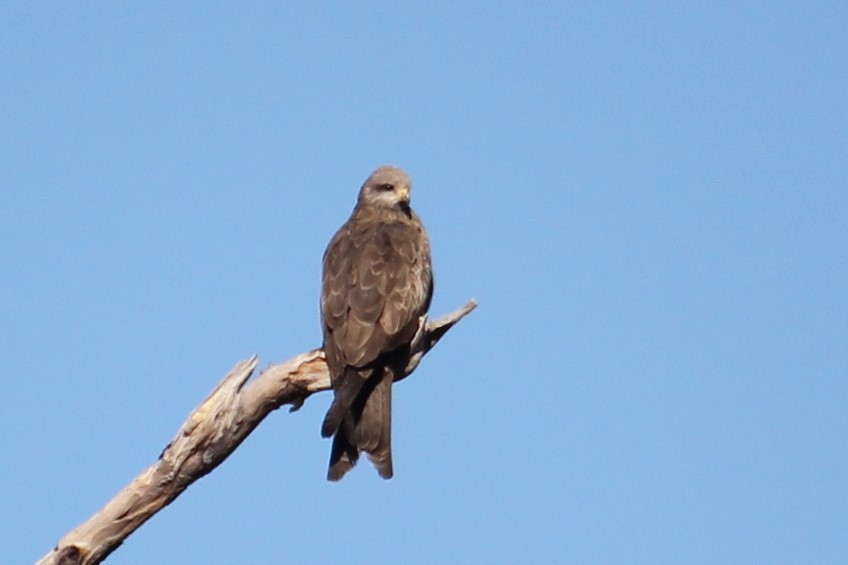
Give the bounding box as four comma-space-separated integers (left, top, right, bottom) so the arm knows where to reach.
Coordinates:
320, 166, 433, 481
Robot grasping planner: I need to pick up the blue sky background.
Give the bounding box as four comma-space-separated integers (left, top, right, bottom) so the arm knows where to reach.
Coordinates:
2, 3, 846, 564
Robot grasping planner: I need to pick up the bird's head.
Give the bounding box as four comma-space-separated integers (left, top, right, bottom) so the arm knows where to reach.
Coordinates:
358, 165, 412, 212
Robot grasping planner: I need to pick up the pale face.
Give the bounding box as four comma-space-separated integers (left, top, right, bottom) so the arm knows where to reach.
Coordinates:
358, 166, 412, 210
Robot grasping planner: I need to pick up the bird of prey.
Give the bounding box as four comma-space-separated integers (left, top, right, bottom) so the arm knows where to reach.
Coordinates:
320, 166, 433, 481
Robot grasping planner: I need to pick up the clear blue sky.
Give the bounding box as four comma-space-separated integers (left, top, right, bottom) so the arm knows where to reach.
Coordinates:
2, 3, 846, 564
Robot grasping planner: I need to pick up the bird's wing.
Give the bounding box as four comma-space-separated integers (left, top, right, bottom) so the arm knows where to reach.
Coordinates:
322, 214, 431, 370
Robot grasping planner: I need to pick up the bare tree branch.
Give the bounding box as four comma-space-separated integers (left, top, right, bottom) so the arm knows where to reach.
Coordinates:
37, 300, 477, 565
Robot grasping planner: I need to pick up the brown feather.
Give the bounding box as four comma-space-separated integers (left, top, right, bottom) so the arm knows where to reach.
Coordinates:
320, 166, 433, 480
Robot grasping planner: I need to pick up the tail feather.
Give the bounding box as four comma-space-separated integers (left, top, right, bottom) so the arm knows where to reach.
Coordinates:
362, 374, 393, 479
324, 368, 393, 480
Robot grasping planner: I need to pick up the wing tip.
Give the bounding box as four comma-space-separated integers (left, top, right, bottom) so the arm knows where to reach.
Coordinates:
321, 399, 346, 438
327, 427, 360, 481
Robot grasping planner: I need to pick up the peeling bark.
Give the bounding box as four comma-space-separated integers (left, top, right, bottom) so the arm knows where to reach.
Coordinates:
37, 300, 477, 565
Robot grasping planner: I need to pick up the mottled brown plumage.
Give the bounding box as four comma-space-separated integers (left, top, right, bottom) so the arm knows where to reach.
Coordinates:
320, 166, 433, 481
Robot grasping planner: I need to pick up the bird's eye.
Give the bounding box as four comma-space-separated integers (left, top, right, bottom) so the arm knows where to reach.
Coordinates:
376, 183, 394, 192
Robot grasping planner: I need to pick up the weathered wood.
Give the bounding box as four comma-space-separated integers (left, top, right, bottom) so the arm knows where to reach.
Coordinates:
37, 300, 477, 565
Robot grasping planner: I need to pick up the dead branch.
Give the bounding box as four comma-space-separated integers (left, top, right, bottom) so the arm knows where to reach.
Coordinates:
37, 299, 477, 565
